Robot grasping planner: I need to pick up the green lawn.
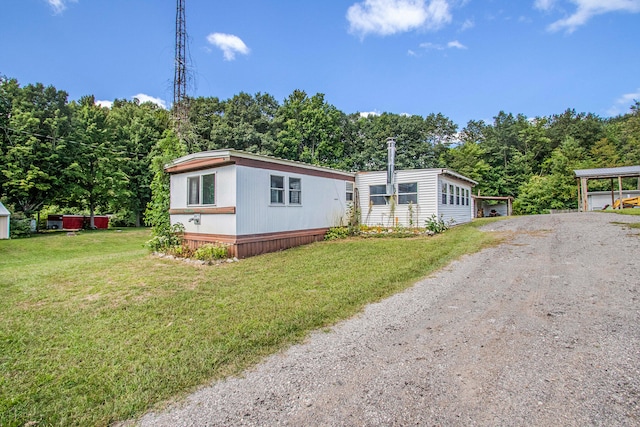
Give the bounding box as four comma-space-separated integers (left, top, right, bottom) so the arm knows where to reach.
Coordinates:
610, 207, 640, 215
0, 223, 500, 426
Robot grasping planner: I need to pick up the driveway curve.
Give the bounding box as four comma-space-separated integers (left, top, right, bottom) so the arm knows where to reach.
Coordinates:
138, 213, 640, 426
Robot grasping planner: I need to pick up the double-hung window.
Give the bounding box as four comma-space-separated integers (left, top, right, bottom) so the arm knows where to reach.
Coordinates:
449, 184, 454, 205
346, 182, 354, 202
456, 186, 460, 205
188, 173, 215, 205
441, 182, 447, 205
270, 175, 285, 204
370, 184, 387, 205
289, 177, 301, 205
398, 182, 418, 204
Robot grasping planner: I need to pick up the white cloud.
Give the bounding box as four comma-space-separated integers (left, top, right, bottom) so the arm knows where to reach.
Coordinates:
206, 33, 250, 61
447, 40, 467, 49
46, 0, 77, 14
420, 41, 445, 50
606, 88, 640, 116
460, 18, 474, 31
132, 94, 168, 110
347, 0, 452, 37
542, 0, 640, 33
534, 0, 556, 11
419, 40, 467, 50
95, 100, 113, 109
359, 111, 381, 117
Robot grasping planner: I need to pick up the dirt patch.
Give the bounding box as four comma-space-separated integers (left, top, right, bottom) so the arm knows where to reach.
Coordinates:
137, 213, 640, 427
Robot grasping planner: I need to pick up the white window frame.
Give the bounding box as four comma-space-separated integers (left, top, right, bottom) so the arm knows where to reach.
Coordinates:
270, 175, 285, 205
456, 186, 460, 205
346, 182, 354, 202
398, 182, 418, 205
441, 182, 447, 205
370, 184, 387, 206
449, 184, 454, 205
187, 173, 216, 206
289, 177, 302, 205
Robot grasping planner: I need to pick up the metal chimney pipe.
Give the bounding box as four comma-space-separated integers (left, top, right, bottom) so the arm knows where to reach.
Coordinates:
386, 137, 396, 195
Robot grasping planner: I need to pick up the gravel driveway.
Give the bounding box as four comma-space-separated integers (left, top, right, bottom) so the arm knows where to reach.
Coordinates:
137, 213, 640, 426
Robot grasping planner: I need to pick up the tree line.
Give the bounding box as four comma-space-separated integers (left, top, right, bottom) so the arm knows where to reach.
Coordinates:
1, 75, 639, 228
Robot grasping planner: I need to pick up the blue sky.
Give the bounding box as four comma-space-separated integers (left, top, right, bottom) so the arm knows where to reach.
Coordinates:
2, 0, 639, 127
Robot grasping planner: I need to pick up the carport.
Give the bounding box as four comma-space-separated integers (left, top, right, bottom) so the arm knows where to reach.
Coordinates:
575, 166, 640, 212
472, 195, 514, 217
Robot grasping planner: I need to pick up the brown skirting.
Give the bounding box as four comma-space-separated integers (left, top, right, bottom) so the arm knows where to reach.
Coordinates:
182, 228, 329, 258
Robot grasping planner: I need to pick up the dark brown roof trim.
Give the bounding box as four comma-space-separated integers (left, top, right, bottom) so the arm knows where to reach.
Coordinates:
166, 154, 355, 182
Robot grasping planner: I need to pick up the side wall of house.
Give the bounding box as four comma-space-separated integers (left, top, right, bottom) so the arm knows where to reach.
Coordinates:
356, 170, 439, 227
0, 216, 8, 239
235, 165, 350, 235
437, 175, 474, 225
169, 164, 237, 235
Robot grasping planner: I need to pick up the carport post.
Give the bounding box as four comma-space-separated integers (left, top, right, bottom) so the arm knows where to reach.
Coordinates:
618, 176, 624, 209
580, 177, 589, 212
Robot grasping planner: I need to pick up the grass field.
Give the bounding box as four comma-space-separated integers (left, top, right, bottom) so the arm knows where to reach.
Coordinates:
0, 223, 500, 426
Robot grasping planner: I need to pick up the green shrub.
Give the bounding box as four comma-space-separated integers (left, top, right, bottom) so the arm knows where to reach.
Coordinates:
193, 243, 229, 261
425, 214, 454, 234
10, 212, 33, 238
108, 210, 137, 227
146, 222, 185, 252
325, 226, 350, 240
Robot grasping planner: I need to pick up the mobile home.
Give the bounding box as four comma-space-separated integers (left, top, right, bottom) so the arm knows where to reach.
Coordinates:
166, 150, 355, 258
166, 144, 476, 258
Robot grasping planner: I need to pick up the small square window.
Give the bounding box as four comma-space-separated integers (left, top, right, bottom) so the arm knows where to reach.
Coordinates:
398, 182, 417, 205
270, 175, 285, 204
188, 173, 215, 205
370, 184, 387, 205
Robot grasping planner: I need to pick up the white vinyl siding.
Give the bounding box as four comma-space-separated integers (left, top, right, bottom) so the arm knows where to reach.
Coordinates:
236, 166, 350, 235
357, 170, 438, 227
438, 176, 474, 225
170, 165, 236, 235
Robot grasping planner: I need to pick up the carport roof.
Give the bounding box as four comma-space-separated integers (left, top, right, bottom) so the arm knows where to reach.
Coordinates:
574, 165, 640, 179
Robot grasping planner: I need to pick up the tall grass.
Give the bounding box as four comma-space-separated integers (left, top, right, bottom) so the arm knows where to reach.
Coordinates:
0, 224, 499, 426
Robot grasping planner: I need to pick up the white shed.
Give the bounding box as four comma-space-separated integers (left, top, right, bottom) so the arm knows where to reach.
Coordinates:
356, 169, 476, 228
586, 190, 640, 211
166, 150, 355, 258
0, 202, 10, 239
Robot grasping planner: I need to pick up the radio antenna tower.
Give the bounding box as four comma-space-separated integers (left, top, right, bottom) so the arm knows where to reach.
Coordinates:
173, 0, 189, 147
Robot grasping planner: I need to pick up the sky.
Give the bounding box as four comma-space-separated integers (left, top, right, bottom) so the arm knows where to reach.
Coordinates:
2, 0, 640, 128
